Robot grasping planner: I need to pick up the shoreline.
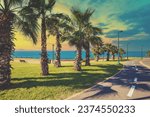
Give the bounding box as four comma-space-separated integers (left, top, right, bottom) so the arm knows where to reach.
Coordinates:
12, 57, 141, 64
12, 58, 98, 64
12, 58, 79, 64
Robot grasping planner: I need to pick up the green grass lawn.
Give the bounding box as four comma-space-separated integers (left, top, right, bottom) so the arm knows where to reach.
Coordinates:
0, 61, 122, 100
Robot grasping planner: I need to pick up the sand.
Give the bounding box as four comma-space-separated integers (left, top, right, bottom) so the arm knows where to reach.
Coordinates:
13, 58, 76, 64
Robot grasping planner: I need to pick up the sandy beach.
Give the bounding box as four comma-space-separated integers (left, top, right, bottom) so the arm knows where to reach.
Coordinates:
13, 58, 77, 64
13, 58, 98, 64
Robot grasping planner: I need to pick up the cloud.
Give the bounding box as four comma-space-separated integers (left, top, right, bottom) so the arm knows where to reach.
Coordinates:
54, 0, 150, 51
119, 3, 150, 34
14, 0, 150, 51
103, 1, 150, 49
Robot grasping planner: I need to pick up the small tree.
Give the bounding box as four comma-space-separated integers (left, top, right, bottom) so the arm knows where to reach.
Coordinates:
111, 45, 118, 60
46, 13, 72, 67
84, 26, 103, 65
119, 48, 126, 60
147, 50, 150, 57
66, 7, 94, 71
104, 44, 112, 61
92, 44, 104, 62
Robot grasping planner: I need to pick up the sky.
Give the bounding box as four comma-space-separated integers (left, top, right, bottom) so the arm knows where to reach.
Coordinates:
15, 0, 150, 51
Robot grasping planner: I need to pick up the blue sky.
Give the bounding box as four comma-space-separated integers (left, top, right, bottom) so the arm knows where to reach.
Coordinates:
55, 0, 150, 51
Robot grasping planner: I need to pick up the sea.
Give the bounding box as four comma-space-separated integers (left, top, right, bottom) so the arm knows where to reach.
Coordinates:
13, 51, 147, 60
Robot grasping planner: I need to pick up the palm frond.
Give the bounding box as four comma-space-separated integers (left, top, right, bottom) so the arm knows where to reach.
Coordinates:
111, 45, 118, 54
9, 0, 23, 5
71, 7, 94, 26
7, 0, 23, 9
90, 36, 103, 46
0, 3, 4, 10
71, 7, 83, 25
14, 10, 39, 44
83, 8, 94, 23
68, 36, 78, 47
82, 40, 89, 50
51, 13, 71, 22
46, 13, 73, 42
103, 43, 113, 52
45, 0, 56, 12
92, 26, 103, 35
28, 0, 41, 9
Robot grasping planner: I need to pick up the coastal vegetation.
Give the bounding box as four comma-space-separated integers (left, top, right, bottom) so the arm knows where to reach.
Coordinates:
0, 0, 126, 93
46, 13, 72, 67
0, 61, 122, 99
0, 0, 39, 87
147, 50, 150, 57
92, 44, 125, 62
83, 25, 103, 66
63, 7, 103, 71
119, 48, 126, 60
68, 8, 95, 71
27, 0, 56, 75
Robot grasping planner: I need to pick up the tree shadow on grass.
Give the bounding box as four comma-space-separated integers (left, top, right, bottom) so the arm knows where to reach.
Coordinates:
60, 65, 74, 68
0, 64, 121, 91
9, 73, 105, 90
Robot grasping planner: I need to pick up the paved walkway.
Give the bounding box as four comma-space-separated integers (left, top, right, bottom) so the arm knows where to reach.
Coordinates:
67, 59, 150, 100
140, 58, 150, 69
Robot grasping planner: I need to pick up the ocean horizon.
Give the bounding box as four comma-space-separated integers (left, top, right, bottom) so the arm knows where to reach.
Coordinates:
13, 50, 147, 60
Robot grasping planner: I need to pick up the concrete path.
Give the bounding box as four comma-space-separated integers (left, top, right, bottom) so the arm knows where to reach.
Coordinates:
68, 59, 150, 100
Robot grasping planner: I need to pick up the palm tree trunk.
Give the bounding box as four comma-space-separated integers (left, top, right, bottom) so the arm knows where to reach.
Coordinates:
112, 54, 115, 60
85, 43, 90, 66
74, 46, 82, 71
55, 33, 61, 67
41, 16, 49, 76
0, 13, 14, 87
107, 51, 110, 61
96, 54, 99, 62
120, 55, 123, 61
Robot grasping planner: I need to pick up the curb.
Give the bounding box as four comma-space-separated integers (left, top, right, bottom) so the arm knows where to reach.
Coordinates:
65, 63, 125, 100
140, 61, 150, 69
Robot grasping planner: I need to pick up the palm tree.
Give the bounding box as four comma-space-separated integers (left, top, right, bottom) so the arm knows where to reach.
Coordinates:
67, 30, 85, 71
92, 44, 104, 62
28, 0, 56, 75
83, 41, 90, 65
104, 43, 112, 61
0, 0, 39, 87
83, 25, 103, 65
111, 45, 118, 60
119, 48, 126, 60
147, 50, 150, 57
46, 13, 72, 67
67, 7, 94, 71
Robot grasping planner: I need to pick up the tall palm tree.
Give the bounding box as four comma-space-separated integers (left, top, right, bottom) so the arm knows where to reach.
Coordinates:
119, 48, 126, 60
111, 45, 118, 60
83, 25, 103, 65
0, 0, 39, 87
147, 50, 150, 57
92, 44, 104, 62
28, 0, 56, 75
69, 7, 94, 71
46, 13, 72, 67
83, 40, 90, 65
67, 30, 85, 71
104, 43, 112, 61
